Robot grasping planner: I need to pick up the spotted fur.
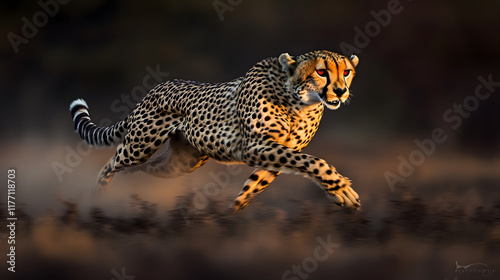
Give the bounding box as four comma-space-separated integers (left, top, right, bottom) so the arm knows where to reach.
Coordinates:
69, 50, 361, 210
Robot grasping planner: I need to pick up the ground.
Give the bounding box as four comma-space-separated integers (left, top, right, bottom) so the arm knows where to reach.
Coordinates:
0, 136, 498, 280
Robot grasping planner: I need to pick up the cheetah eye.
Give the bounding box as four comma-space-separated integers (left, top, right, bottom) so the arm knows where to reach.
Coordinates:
343, 70, 351, 77
316, 69, 327, 77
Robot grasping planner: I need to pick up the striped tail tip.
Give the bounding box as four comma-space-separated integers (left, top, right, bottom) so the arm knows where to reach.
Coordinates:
70, 99, 89, 119
69, 98, 127, 147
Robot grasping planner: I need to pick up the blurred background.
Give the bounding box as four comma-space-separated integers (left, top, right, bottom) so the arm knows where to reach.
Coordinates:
1, 0, 499, 279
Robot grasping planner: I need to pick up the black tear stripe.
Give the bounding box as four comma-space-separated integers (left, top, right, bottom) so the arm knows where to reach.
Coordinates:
321, 59, 331, 99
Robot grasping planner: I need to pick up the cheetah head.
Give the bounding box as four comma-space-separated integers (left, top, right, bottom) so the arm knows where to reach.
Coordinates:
279, 50, 359, 110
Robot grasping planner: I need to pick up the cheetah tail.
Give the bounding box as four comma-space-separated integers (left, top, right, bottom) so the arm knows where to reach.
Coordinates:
69, 99, 128, 147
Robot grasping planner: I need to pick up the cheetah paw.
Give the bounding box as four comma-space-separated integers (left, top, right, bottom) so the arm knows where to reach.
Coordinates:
327, 181, 361, 208
232, 198, 250, 212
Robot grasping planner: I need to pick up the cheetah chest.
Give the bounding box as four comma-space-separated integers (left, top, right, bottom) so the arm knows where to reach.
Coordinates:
284, 110, 322, 151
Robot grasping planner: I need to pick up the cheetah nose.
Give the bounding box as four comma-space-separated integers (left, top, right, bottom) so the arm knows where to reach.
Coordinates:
333, 87, 347, 95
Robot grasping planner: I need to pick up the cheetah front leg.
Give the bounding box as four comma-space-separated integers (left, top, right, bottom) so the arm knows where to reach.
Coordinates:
242, 141, 360, 208
233, 169, 280, 211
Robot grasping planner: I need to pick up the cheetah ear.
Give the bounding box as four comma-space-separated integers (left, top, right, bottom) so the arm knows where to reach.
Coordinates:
279, 53, 297, 75
349, 54, 359, 67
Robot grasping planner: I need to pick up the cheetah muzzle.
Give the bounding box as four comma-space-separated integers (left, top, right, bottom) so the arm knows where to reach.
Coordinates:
69, 50, 361, 211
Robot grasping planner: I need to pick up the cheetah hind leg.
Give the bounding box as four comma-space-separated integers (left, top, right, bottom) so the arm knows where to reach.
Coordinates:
95, 142, 130, 192
124, 133, 209, 178
233, 169, 280, 211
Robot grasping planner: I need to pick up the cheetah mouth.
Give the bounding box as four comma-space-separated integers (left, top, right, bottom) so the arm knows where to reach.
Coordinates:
323, 99, 342, 110
316, 91, 343, 110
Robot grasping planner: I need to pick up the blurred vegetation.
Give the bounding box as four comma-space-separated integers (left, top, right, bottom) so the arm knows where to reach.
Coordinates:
0, 191, 499, 279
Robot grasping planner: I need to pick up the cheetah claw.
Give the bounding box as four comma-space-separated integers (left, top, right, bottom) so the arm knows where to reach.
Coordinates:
330, 185, 361, 209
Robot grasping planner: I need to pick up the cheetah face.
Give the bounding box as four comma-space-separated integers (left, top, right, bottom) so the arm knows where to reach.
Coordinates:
279, 52, 359, 110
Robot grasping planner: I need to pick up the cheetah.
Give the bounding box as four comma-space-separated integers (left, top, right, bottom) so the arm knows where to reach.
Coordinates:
69, 50, 361, 210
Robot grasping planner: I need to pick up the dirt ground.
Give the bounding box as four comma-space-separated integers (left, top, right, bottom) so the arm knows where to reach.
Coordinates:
1, 136, 498, 280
